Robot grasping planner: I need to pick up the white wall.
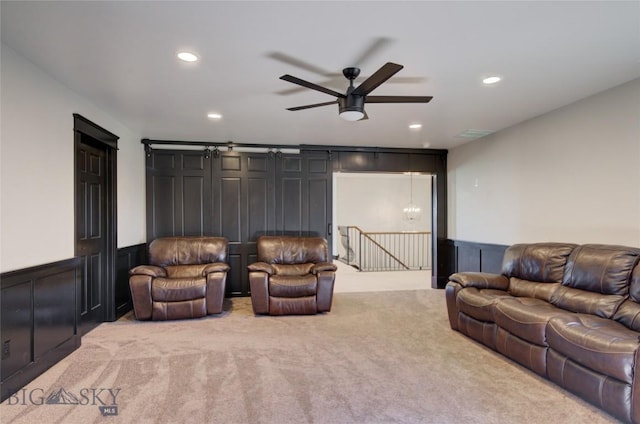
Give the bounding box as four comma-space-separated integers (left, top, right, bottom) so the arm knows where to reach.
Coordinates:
447, 78, 640, 247
333, 173, 431, 255
0, 44, 146, 272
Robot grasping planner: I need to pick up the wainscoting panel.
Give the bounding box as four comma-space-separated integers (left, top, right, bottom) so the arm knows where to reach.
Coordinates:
115, 244, 147, 319
457, 244, 481, 272
33, 271, 77, 358
1, 258, 81, 402
446, 240, 508, 277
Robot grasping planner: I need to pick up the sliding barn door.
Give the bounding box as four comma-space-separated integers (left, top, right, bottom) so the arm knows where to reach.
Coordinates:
146, 150, 212, 238
277, 151, 332, 242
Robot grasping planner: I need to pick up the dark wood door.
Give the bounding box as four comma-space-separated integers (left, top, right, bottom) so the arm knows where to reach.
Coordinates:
76, 136, 107, 334
276, 151, 333, 245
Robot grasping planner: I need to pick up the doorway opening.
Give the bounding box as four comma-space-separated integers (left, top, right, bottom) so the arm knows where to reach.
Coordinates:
332, 172, 432, 292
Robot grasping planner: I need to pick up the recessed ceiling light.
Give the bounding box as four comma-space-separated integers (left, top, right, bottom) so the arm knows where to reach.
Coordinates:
207, 113, 222, 119
409, 124, 422, 129
177, 51, 199, 62
482, 76, 501, 85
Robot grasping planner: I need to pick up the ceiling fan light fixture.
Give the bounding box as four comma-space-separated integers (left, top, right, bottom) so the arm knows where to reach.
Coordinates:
340, 110, 365, 121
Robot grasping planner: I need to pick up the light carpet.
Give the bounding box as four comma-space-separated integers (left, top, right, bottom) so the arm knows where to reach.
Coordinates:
0, 290, 618, 423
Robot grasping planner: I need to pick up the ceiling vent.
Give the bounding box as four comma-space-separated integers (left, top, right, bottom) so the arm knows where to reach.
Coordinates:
457, 129, 493, 139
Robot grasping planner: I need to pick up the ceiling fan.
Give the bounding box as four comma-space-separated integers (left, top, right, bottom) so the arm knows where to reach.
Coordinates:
268, 38, 424, 95
280, 62, 432, 121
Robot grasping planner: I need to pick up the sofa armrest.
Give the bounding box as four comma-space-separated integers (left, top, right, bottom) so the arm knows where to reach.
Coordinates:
248, 262, 274, 275
206, 271, 227, 314
445, 281, 463, 330
316, 271, 336, 312
249, 271, 270, 314
129, 265, 167, 278
449, 272, 509, 290
311, 262, 337, 274
129, 274, 153, 320
202, 262, 230, 275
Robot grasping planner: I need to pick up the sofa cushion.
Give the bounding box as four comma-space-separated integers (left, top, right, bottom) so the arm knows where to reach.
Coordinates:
494, 297, 570, 346
508, 278, 560, 302
152, 277, 206, 302
456, 288, 512, 323
272, 263, 314, 276
502, 243, 576, 283
550, 285, 626, 319
269, 274, 317, 297
613, 300, 640, 331
149, 236, 228, 266
547, 314, 639, 384
257, 236, 329, 264
614, 263, 640, 330
562, 244, 640, 295
165, 264, 209, 278
630, 261, 640, 303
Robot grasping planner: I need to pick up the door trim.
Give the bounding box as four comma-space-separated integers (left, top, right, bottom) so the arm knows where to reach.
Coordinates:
73, 114, 118, 327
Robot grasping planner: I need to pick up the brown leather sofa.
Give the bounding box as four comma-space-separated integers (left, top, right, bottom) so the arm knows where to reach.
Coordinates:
445, 243, 640, 423
248, 236, 337, 315
129, 237, 229, 320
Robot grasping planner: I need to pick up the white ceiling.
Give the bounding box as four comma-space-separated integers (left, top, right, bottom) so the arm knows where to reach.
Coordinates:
2, 1, 639, 150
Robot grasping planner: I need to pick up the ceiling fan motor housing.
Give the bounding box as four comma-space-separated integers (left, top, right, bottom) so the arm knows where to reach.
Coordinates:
339, 94, 365, 114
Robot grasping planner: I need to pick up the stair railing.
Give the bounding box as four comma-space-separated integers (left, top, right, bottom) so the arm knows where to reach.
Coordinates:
338, 225, 432, 272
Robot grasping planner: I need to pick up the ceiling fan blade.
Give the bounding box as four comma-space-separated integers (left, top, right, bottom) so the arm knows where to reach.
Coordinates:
352, 62, 404, 96
276, 76, 346, 95
267, 52, 332, 76
359, 111, 369, 121
280, 75, 345, 98
287, 100, 338, 111
352, 37, 393, 67
386, 76, 426, 84
366, 96, 433, 103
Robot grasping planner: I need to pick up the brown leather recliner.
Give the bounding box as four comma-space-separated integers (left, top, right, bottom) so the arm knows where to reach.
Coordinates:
248, 236, 337, 315
129, 236, 229, 320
